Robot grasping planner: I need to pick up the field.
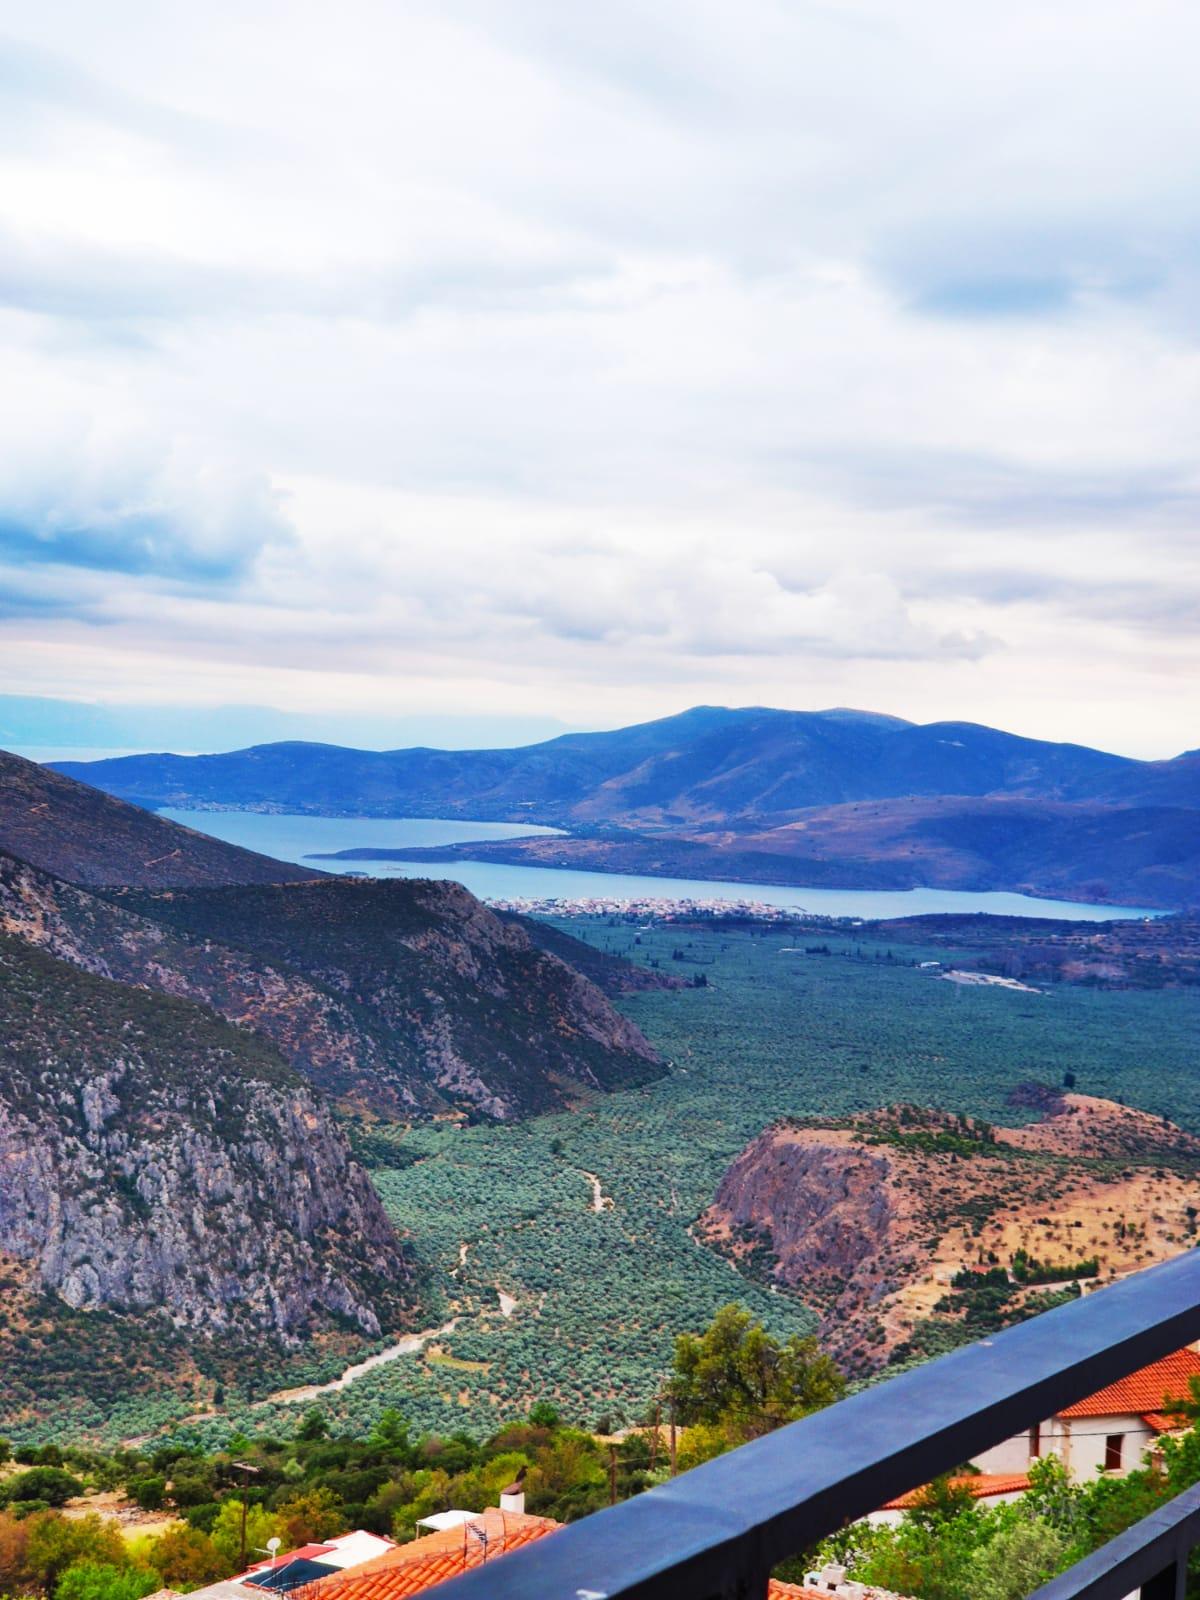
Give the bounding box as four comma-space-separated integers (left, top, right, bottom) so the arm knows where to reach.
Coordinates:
125, 916, 1194, 1451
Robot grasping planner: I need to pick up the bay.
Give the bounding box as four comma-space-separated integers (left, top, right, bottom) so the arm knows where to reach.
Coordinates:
159, 808, 1163, 922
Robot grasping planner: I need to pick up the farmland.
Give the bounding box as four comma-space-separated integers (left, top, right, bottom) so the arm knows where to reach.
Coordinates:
35, 917, 1200, 1450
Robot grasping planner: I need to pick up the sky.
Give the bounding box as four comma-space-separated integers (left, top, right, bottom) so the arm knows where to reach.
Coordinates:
1, 1, 1198, 759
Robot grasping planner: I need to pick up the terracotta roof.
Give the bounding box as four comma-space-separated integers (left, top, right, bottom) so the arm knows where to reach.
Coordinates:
881, 1472, 1030, 1511
1142, 1412, 1184, 1434
1058, 1349, 1200, 1420
241, 1546, 334, 1578
769, 1583, 913, 1600
296, 1511, 560, 1600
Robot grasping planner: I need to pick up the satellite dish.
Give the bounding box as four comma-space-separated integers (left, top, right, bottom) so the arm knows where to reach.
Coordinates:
267, 1540, 282, 1555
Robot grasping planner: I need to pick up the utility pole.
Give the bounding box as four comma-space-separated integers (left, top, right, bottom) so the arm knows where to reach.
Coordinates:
230, 1461, 262, 1570
649, 1397, 660, 1473
609, 1445, 618, 1506
669, 1397, 677, 1478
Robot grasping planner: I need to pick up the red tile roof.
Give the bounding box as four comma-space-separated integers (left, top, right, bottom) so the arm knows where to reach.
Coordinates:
1142, 1412, 1183, 1434
244, 1546, 334, 1573
881, 1472, 1030, 1511
1058, 1350, 1200, 1420
296, 1511, 560, 1600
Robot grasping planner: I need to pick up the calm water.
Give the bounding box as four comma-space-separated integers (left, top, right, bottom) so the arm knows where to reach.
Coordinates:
160, 808, 1164, 922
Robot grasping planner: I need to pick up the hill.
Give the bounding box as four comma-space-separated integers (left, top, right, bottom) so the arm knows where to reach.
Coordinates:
0, 747, 320, 887
52, 707, 1200, 907
52, 706, 1200, 823
0, 930, 413, 1430
698, 1095, 1200, 1373
0, 849, 662, 1121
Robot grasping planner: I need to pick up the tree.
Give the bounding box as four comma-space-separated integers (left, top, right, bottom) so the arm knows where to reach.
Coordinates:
368, 1410, 410, 1456
276, 1487, 345, 1546
0, 1440, 10, 1468
56, 1563, 159, 1600
24, 1514, 127, 1594
0, 1469, 83, 1509
295, 1409, 329, 1443
210, 1501, 282, 1569
972, 1518, 1070, 1600
148, 1525, 227, 1587
671, 1304, 845, 1445
126, 1477, 166, 1514
0, 1511, 32, 1595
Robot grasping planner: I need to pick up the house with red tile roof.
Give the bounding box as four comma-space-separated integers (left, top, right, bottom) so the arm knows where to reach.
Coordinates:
293, 1509, 561, 1600
972, 1346, 1200, 1480
867, 1471, 1031, 1526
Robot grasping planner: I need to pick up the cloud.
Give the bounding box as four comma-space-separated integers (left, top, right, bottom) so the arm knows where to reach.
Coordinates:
0, 1, 1198, 756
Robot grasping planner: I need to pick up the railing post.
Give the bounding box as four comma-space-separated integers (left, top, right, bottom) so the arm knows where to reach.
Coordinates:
1142, 1552, 1187, 1600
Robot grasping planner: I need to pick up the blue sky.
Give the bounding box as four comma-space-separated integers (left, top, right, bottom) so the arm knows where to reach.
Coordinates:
0, 1, 1198, 757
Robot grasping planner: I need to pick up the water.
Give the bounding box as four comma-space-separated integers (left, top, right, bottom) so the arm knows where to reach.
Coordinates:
159, 808, 1165, 922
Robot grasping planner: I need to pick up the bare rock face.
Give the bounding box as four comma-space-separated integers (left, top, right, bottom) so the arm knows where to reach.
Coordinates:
0, 850, 662, 1120
699, 1101, 1200, 1372
0, 933, 411, 1345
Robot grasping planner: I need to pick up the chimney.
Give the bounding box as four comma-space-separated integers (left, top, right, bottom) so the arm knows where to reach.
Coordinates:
498, 1465, 526, 1516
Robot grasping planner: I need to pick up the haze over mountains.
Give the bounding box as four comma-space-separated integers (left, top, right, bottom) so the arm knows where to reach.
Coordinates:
55, 706, 1200, 907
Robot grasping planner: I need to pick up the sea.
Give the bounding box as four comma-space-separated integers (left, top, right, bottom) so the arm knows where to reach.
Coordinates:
158, 808, 1165, 922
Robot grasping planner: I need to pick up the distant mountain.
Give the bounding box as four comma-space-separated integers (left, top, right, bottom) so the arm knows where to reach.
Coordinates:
51, 706, 1200, 825
0, 929, 413, 1429
0, 747, 320, 886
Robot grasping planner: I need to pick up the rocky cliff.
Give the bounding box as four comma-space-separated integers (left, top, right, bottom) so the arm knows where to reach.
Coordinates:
699, 1100, 1200, 1371
0, 849, 661, 1119
0, 932, 411, 1347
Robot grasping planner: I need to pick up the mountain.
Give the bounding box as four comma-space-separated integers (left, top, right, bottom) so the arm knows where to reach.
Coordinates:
0, 847, 661, 1121
0, 747, 321, 887
51, 706, 1200, 825
698, 1096, 1200, 1372
51, 708, 1200, 906
0, 929, 413, 1429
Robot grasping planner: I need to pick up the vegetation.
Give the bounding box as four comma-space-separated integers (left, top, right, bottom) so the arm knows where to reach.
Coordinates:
7, 918, 1199, 1449
816, 1441, 1200, 1600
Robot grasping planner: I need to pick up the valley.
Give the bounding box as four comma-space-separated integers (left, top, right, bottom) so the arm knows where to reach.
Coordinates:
73, 914, 1196, 1455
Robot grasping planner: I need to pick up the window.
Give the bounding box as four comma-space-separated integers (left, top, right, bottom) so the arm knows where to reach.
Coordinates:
1105, 1434, 1124, 1471
1029, 1423, 1041, 1459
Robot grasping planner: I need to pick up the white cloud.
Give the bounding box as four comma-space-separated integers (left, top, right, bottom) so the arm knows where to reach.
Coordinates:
0, 2, 1198, 755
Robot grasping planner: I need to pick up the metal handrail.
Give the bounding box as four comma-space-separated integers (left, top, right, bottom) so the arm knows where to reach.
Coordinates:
432, 1248, 1200, 1600
1028, 1478, 1200, 1600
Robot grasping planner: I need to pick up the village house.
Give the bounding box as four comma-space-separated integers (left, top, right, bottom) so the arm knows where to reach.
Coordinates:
971, 1347, 1200, 1480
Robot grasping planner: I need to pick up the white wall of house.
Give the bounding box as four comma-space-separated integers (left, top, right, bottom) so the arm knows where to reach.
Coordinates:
973, 1414, 1157, 1480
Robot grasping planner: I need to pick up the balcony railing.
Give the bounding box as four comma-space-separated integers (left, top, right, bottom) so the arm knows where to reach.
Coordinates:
433, 1248, 1200, 1600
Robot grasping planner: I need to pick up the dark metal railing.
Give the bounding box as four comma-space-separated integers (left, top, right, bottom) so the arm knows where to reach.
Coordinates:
432, 1248, 1200, 1600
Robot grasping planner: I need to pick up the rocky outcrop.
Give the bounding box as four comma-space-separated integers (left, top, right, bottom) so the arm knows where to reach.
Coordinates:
0, 850, 662, 1120
0, 933, 411, 1344
699, 1102, 1200, 1371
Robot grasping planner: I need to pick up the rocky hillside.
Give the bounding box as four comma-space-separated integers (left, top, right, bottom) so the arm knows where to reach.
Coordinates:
698, 1096, 1200, 1372
0, 747, 320, 887
0, 931, 412, 1421
0, 849, 661, 1119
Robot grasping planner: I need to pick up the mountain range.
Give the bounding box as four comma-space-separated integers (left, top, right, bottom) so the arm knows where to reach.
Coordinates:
0, 747, 662, 1431
54, 706, 1200, 906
